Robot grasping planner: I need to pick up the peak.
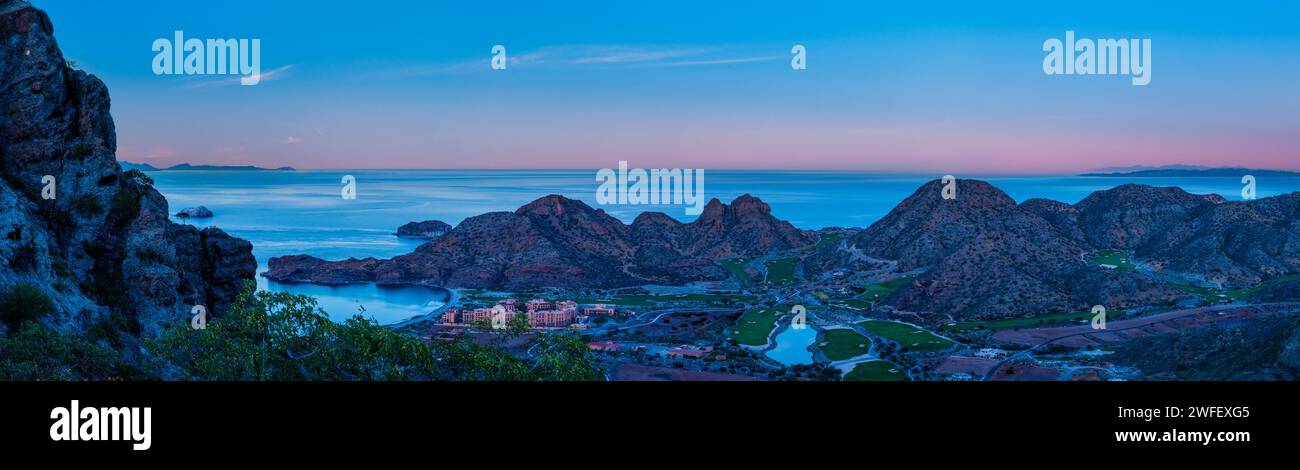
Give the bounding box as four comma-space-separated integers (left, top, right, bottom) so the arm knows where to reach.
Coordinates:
905, 178, 1015, 208
729, 194, 772, 216
1076, 184, 1211, 209
515, 195, 598, 217
631, 211, 682, 227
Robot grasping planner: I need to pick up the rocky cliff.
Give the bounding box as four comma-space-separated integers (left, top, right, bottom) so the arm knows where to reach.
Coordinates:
0, 0, 256, 335
266, 194, 813, 288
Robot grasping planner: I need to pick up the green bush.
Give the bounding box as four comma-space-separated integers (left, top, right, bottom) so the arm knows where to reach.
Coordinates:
122, 169, 154, 187
0, 284, 56, 333
0, 323, 140, 380
71, 143, 92, 159
109, 188, 142, 226
70, 193, 103, 217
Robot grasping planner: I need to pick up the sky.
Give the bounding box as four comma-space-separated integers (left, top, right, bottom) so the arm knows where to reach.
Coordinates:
37, 0, 1300, 173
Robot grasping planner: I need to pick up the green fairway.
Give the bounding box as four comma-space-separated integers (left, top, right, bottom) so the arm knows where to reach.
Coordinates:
859, 277, 913, 300
942, 311, 1095, 333
728, 309, 782, 346
812, 233, 842, 252
843, 361, 906, 381
1170, 274, 1300, 303
718, 258, 753, 283
765, 258, 796, 284
859, 320, 954, 351
1088, 249, 1135, 271
820, 329, 872, 360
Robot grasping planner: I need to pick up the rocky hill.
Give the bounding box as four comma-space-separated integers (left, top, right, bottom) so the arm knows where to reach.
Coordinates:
0, 0, 255, 336
820, 179, 1300, 321
266, 194, 813, 288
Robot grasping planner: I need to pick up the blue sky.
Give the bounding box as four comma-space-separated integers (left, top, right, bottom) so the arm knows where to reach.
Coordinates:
38, 0, 1300, 172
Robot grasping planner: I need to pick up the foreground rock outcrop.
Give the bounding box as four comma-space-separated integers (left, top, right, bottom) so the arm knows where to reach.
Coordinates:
267, 194, 814, 288
0, 0, 256, 335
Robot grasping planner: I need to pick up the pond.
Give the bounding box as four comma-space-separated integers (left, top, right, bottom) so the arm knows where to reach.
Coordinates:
764, 325, 817, 366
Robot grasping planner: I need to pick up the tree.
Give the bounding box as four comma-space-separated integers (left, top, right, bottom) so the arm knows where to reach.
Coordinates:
0, 284, 55, 334
151, 282, 437, 380
529, 333, 602, 381
506, 309, 530, 339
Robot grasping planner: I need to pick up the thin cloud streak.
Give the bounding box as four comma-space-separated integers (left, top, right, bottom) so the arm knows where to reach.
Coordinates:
179, 64, 295, 89
362, 45, 780, 79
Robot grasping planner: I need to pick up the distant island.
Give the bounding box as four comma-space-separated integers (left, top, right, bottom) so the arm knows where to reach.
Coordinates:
119, 161, 295, 172
1081, 166, 1299, 177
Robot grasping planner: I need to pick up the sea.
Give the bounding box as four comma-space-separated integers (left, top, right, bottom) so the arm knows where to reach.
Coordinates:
147, 169, 1300, 324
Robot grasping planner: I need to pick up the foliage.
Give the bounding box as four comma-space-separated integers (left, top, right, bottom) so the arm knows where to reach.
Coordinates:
151, 282, 438, 380
0, 284, 55, 333
505, 308, 530, 339
528, 332, 602, 381
122, 169, 154, 187
70, 193, 103, 217
70, 143, 92, 159
0, 323, 139, 380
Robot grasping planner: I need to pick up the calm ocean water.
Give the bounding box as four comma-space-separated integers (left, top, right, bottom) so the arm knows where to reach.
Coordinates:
148, 169, 1300, 323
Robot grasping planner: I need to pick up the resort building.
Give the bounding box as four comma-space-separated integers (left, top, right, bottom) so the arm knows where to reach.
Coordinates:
583, 304, 617, 316
525, 298, 553, 312
442, 298, 579, 328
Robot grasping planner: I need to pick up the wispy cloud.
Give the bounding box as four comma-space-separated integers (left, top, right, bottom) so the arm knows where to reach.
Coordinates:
363, 45, 780, 79
180, 64, 295, 89
285, 136, 303, 144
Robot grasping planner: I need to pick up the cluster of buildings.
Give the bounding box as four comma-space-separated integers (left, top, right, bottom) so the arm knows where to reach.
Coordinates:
441, 298, 623, 329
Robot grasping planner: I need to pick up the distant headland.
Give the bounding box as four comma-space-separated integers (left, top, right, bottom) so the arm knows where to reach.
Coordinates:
119, 161, 296, 172
1081, 165, 1299, 178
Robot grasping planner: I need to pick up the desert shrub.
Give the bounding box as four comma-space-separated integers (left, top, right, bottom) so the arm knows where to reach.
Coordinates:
0, 323, 144, 380
122, 169, 154, 187
70, 143, 92, 159
0, 284, 55, 333
70, 193, 103, 217
107, 187, 142, 229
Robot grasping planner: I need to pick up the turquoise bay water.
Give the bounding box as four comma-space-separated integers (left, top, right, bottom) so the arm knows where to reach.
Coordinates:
147, 169, 1300, 323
